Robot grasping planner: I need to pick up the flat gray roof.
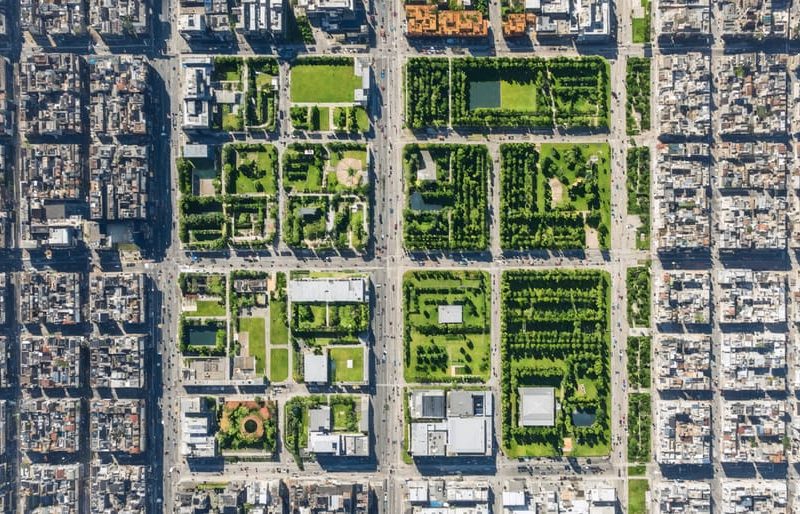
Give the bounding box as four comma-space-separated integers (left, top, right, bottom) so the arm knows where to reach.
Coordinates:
304, 353, 328, 383
438, 305, 463, 324
519, 387, 556, 427
289, 277, 366, 303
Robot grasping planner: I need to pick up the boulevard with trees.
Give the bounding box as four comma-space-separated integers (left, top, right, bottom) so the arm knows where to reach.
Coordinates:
626, 146, 651, 250
626, 57, 651, 135
627, 264, 651, 328
501, 269, 611, 457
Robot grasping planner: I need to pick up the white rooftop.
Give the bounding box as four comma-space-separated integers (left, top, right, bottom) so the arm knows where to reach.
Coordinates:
519, 387, 556, 426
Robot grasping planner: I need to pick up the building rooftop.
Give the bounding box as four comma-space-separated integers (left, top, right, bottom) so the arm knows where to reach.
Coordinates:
720, 332, 786, 391
19, 464, 81, 514
408, 389, 493, 457
20, 397, 82, 454
654, 270, 711, 326
437, 304, 463, 324
90, 463, 147, 513
518, 387, 555, 427
20, 335, 83, 388
653, 481, 711, 514
656, 400, 712, 465
720, 400, 786, 464
654, 143, 711, 251
655, 335, 711, 391
717, 269, 786, 323
720, 480, 787, 513
89, 0, 149, 36
89, 272, 146, 324
19, 271, 83, 326
405, 5, 489, 37
657, 53, 711, 137
289, 277, 367, 303
304, 352, 329, 383
90, 398, 146, 453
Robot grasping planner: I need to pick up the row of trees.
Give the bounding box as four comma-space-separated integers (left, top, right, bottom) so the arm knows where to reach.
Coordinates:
626, 57, 651, 135
626, 146, 651, 250
627, 265, 651, 327
627, 393, 651, 462
403, 144, 489, 251
499, 143, 611, 250
244, 58, 279, 129
405, 58, 450, 129
500, 270, 611, 455
626, 336, 652, 389
406, 57, 611, 130
178, 318, 227, 356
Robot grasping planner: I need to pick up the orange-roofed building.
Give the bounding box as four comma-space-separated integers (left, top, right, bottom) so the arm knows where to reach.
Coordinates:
405, 4, 488, 37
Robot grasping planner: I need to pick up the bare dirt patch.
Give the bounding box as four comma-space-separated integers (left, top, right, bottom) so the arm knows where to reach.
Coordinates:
585, 226, 600, 249
335, 157, 364, 188
549, 177, 564, 208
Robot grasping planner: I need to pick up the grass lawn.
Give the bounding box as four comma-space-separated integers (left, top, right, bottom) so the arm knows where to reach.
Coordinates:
629, 464, 646, 476
403, 271, 491, 383
255, 72, 274, 89
269, 300, 289, 345
355, 106, 369, 132
329, 346, 365, 383
232, 147, 277, 194
222, 108, 243, 131
269, 348, 289, 382
318, 106, 331, 131
239, 317, 266, 374
632, 0, 651, 43
501, 80, 537, 111
539, 143, 612, 248
628, 480, 649, 514
291, 65, 361, 103
332, 402, 357, 431
192, 300, 226, 317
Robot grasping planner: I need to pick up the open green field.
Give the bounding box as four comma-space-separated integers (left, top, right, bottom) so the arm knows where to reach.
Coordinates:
270, 299, 288, 345
270, 348, 289, 382
628, 479, 649, 514
330, 346, 364, 383
191, 300, 226, 317
500, 143, 612, 250
403, 270, 490, 383
631, 0, 651, 43
501, 270, 611, 458
239, 317, 266, 374
291, 64, 361, 103
501, 80, 538, 110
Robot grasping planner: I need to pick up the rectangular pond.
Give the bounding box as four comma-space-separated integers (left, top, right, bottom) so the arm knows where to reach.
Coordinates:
189, 328, 219, 346
469, 81, 501, 109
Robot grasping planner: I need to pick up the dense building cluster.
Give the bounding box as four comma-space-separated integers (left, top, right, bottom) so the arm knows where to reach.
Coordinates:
89, 272, 146, 324
17, 53, 152, 250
